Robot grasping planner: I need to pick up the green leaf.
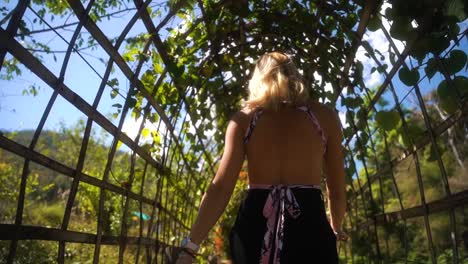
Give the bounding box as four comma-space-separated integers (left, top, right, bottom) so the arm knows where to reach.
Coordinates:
398, 67, 420, 86
146, 6, 153, 17
141, 128, 150, 138
389, 17, 413, 41
409, 38, 430, 63
149, 113, 159, 123
41, 183, 55, 192
107, 78, 119, 88
444, 50, 467, 75
359, 131, 369, 145
132, 107, 141, 120
27, 84, 39, 96
361, 40, 372, 52
429, 36, 450, 55
356, 61, 364, 76
375, 110, 400, 131
345, 111, 355, 127
116, 140, 123, 150
399, 124, 424, 148
437, 77, 468, 114
385, 7, 394, 20
122, 48, 138, 62
137, 52, 149, 62
127, 98, 137, 108
389, 50, 396, 65
356, 108, 368, 130
448, 23, 460, 39
346, 161, 356, 179
341, 97, 363, 109
186, 132, 195, 142
453, 76, 468, 97
437, 79, 458, 114
141, 143, 152, 153
345, 169, 353, 185
424, 58, 438, 80
377, 64, 388, 73
167, 61, 184, 78
110, 88, 119, 99
154, 61, 163, 74
201, 65, 213, 77
343, 127, 353, 139
141, 70, 156, 92
367, 14, 381, 32
152, 131, 161, 145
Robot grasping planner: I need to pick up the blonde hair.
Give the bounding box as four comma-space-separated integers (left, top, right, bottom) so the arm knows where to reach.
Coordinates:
244, 52, 309, 111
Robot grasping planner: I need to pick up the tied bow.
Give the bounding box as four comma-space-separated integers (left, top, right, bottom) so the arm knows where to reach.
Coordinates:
260, 185, 302, 264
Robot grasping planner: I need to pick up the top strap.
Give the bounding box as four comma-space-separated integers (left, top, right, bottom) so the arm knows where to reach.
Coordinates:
296, 105, 328, 154
243, 108, 264, 144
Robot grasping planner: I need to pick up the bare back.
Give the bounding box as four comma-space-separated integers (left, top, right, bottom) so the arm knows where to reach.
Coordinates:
241, 101, 336, 186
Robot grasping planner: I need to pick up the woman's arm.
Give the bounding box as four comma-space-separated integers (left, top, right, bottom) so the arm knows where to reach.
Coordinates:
323, 109, 347, 233
188, 111, 246, 245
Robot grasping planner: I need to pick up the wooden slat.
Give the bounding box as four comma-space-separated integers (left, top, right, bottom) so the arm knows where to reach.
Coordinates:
0, 224, 169, 247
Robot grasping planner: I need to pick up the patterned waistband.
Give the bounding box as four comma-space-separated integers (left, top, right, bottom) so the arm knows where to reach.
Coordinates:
248, 183, 321, 190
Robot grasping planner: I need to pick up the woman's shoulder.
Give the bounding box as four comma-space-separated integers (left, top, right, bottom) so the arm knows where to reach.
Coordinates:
239, 106, 258, 115
228, 106, 257, 133
237, 106, 259, 124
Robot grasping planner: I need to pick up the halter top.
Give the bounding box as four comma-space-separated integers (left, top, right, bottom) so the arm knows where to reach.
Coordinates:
242, 104, 328, 264
243, 104, 327, 153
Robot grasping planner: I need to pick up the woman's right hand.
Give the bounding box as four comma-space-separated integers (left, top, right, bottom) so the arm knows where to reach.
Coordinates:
333, 229, 348, 241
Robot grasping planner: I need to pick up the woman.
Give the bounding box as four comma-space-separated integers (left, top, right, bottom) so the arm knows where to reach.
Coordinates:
176, 52, 347, 264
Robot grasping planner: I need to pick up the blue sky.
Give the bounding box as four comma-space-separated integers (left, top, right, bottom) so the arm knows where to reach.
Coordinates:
1, 2, 136, 130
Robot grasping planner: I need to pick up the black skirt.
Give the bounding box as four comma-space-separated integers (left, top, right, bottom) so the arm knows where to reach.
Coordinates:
229, 187, 339, 264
